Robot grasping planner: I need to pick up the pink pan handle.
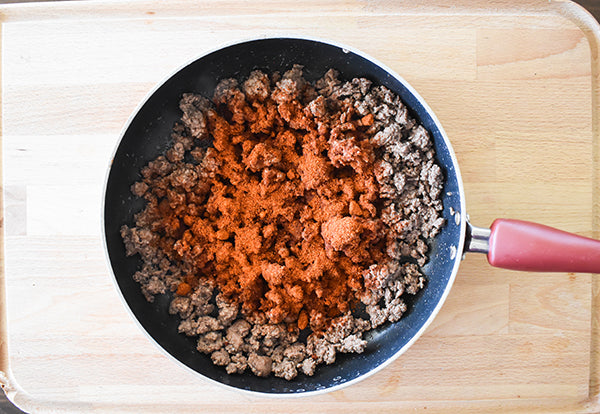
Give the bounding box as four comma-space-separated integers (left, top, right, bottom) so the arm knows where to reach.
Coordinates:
485, 219, 600, 273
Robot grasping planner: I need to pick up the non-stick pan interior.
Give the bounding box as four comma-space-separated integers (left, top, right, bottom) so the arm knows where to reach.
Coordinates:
104, 38, 464, 394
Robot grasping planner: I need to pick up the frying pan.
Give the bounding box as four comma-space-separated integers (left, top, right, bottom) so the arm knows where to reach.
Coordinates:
102, 37, 600, 395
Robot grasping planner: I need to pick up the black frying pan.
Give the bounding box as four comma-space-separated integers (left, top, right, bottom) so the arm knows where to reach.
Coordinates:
103, 37, 600, 395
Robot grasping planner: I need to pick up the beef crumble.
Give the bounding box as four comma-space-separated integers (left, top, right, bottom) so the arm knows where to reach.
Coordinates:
121, 65, 444, 380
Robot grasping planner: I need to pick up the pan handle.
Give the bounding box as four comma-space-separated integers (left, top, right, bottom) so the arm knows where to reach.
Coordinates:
466, 219, 600, 273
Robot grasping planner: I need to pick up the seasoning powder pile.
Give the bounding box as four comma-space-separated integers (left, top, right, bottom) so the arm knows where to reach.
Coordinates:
121, 65, 444, 380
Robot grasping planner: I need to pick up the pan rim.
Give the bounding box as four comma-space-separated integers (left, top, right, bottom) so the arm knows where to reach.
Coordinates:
101, 34, 468, 398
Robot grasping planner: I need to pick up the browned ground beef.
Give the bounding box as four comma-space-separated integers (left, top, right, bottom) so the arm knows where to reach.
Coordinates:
121, 65, 444, 380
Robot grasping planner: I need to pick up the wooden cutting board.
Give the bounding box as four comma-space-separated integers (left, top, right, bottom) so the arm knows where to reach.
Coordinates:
0, 0, 598, 412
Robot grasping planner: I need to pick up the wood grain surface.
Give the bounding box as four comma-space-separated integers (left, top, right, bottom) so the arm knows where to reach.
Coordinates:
0, 0, 599, 412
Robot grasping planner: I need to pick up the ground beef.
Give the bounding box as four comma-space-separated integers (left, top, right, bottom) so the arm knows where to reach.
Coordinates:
300, 357, 317, 376
225, 319, 251, 353
211, 349, 230, 366
121, 66, 445, 380
196, 316, 222, 334
196, 332, 223, 354
273, 358, 297, 381
283, 343, 306, 362
169, 296, 192, 318
307, 335, 336, 365
247, 353, 272, 377
225, 353, 248, 374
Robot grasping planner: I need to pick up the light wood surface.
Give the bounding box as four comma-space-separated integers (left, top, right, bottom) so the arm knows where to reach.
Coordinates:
0, 0, 599, 412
